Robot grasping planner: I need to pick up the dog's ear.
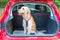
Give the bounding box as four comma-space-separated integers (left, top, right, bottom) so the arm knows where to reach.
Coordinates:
18, 9, 21, 15
27, 9, 31, 14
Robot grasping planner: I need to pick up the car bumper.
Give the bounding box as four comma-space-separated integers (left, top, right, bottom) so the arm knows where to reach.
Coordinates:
0, 28, 60, 40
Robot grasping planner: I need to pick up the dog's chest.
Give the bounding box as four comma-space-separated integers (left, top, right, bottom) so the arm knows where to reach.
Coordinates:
28, 19, 32, 27
23, 19, 32, 27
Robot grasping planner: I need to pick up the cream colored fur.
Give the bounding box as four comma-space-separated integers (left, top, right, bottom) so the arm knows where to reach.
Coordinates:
18, 6, 36, 34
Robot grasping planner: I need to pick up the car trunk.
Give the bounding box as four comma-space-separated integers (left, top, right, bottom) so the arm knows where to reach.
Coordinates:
5, 3, 58, 36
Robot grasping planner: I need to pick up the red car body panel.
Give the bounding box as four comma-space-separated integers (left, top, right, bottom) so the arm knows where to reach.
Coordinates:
0, 0, 60, 40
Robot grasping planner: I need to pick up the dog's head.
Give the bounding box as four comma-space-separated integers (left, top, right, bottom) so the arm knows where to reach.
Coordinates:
18, 6, 31, 15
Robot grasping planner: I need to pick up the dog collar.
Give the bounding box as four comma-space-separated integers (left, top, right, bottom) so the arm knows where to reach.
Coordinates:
23, 17, 31, 27
23, 17, 31, 21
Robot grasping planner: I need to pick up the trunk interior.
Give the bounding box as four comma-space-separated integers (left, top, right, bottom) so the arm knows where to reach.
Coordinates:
5, 3, 58, 36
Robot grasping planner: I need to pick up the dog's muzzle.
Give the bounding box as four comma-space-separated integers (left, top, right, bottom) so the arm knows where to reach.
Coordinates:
20, 13, 24, 14
18, 12, 24, 15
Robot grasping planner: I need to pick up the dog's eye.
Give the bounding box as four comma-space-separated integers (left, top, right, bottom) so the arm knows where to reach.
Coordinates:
22, 8, 25, 10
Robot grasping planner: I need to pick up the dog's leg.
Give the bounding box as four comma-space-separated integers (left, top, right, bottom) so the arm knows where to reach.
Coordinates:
27, 26, 36, 34
31, 26, 36, 33
27, 20, 32, 34
23, 19, 27, 34
24, 26, 27, 34
27, 26, 31, 34
30, 20, 36, 34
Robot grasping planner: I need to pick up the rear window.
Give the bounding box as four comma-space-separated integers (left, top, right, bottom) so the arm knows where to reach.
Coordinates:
12, 3, 50, 13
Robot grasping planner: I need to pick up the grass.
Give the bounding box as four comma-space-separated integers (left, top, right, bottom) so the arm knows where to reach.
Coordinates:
0, 2, 7, 8
0, 0, 8, 8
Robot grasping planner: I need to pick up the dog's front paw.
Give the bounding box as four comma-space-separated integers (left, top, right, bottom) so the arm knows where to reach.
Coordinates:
27, 32, 36, 35
30, 33, 35, 35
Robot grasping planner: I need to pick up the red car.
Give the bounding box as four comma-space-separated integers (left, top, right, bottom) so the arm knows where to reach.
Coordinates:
0, 0, 60, 40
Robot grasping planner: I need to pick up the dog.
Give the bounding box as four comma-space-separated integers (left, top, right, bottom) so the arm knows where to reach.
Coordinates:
18, 6, 36, 34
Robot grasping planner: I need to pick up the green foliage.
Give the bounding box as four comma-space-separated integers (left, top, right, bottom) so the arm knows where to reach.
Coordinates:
0, 0, 60, 14
0, 0, 8, 3
55, 0, 60, 14
0, 0, 9, 8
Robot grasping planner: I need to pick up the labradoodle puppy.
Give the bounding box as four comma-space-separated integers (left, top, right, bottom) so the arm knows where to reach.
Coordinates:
18, 6, 36, 34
